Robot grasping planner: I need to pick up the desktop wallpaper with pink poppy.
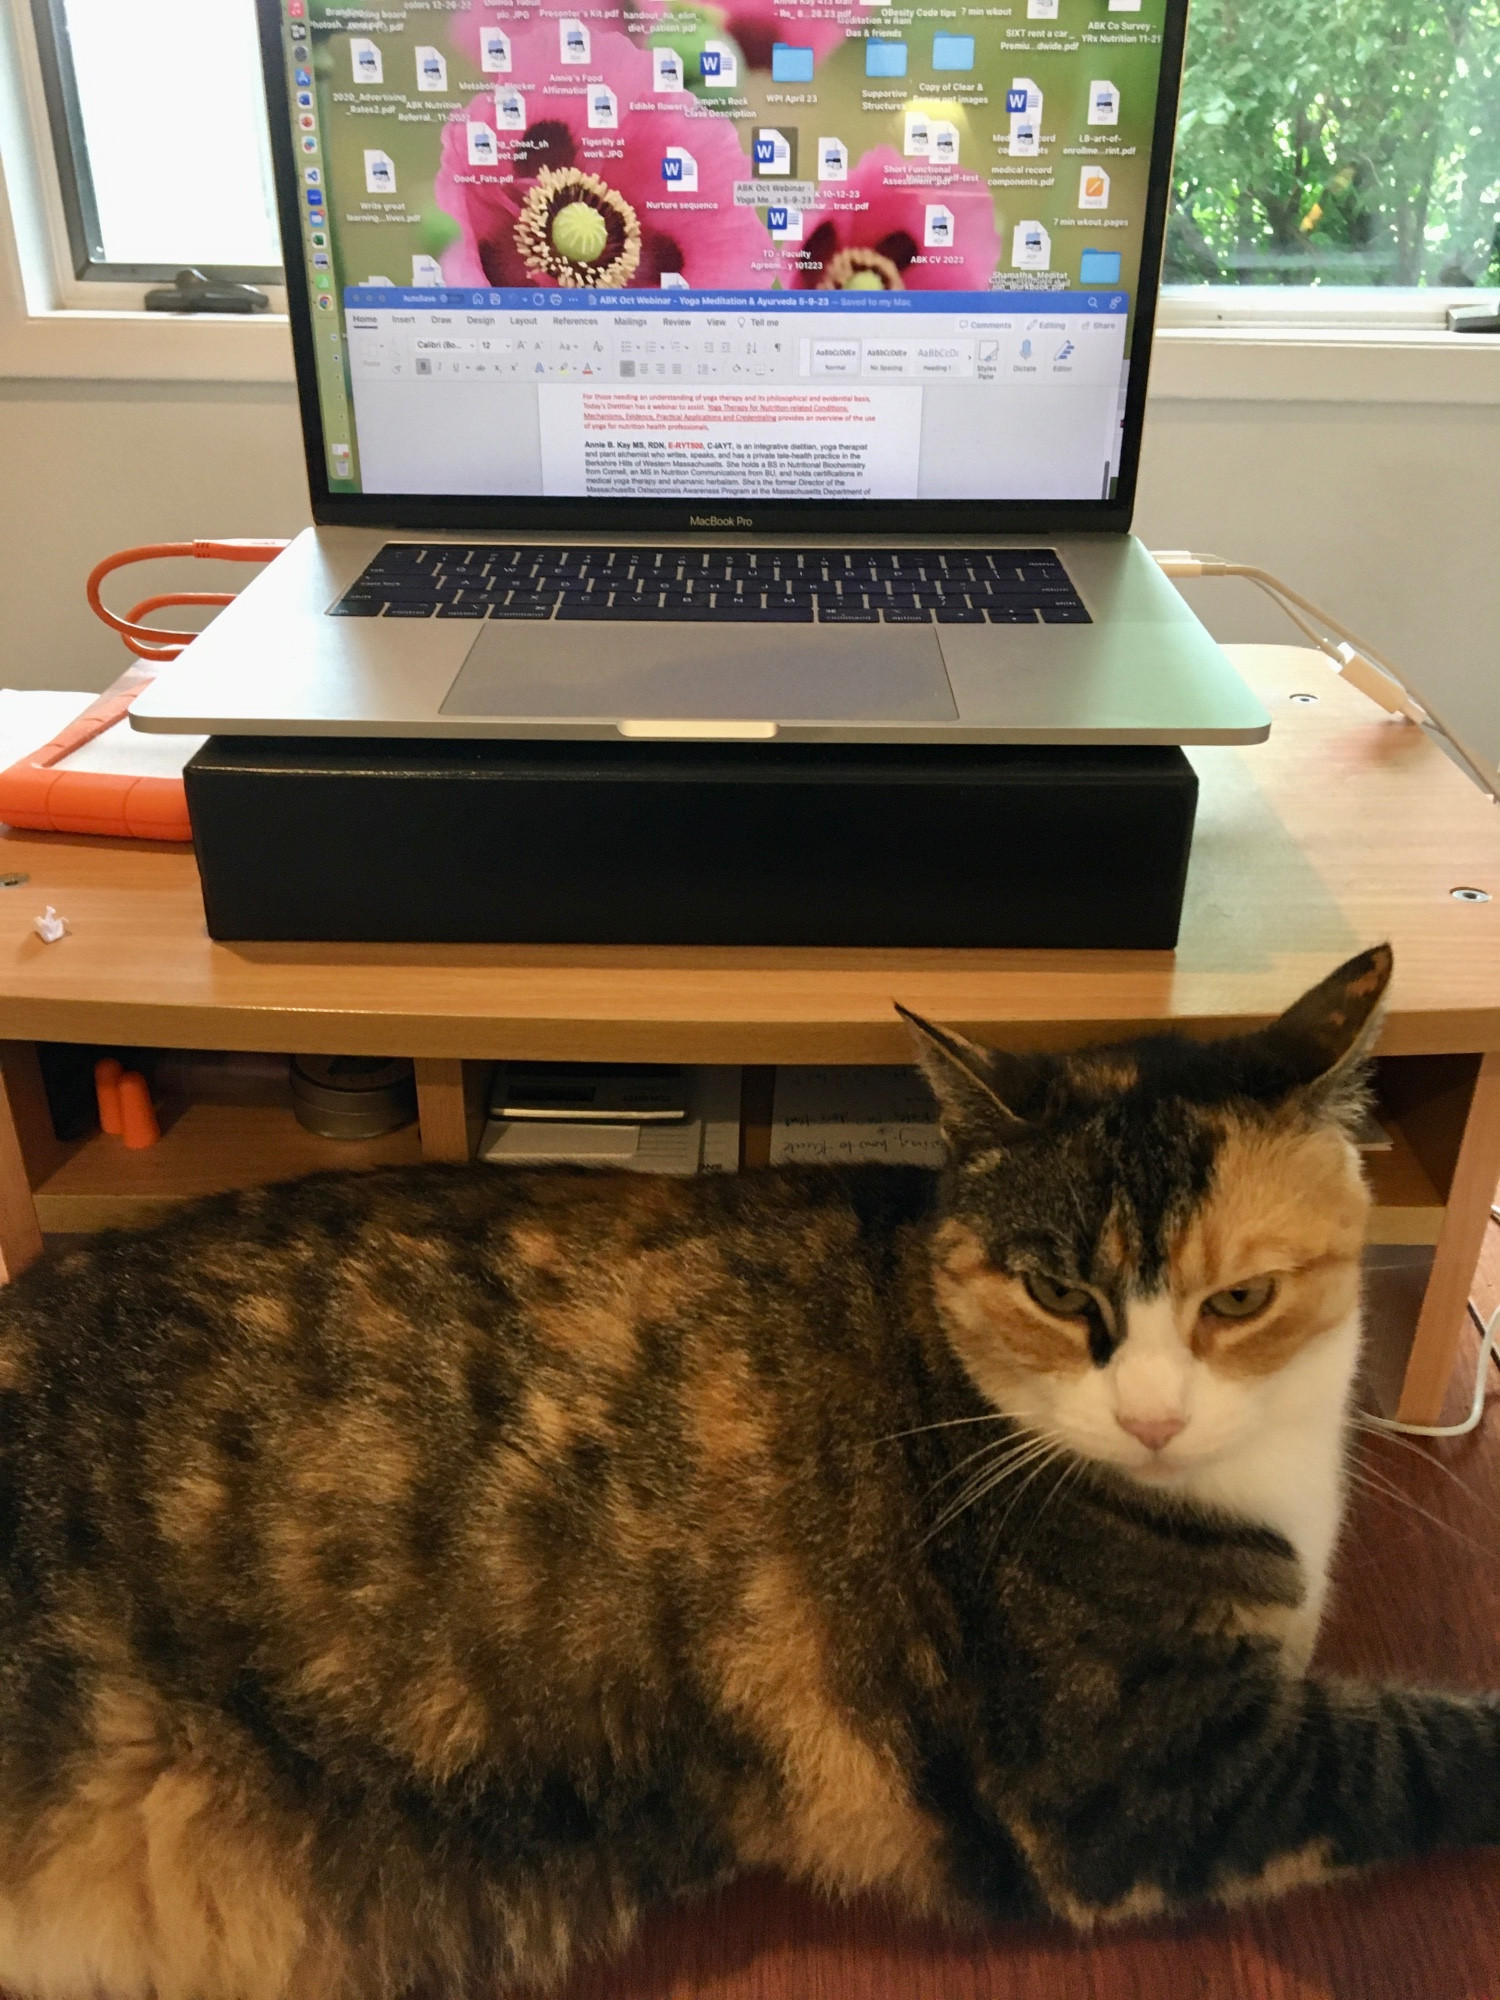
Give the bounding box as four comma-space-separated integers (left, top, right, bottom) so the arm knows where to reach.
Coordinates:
290, 0, 1167, 304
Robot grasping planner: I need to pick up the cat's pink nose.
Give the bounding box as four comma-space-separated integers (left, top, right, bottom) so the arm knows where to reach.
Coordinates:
1117, 1414, 1186, 1453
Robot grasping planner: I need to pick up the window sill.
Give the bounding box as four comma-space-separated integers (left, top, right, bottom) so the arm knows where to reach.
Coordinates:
1149, 322, 1500, 404
2, 301, 1499, 404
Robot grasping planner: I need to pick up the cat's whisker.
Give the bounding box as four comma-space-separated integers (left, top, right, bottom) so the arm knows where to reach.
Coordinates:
921, 1438, 1061, 1538
1342, 1464, 1500, 1568
1348, 1416, 1500, 1529
956, 1433, 1069, 1536
872, 1413, 1015, 1446
919, 1431, 1067, 1543
922, 1438, 1034, 1504
981, 1446, 1072, 1552
1030, 1451, 1088, 1536
923, 1429, 1054, 1499
988, 1452, 1085, 1575
933, 1424, 1063, 1487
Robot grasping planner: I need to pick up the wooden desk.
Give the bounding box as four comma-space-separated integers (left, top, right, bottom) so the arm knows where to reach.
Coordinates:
0, 643, 1495, 1426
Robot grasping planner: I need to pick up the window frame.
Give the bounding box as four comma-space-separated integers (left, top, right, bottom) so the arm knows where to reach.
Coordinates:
26, 0, 284, 290
1160, 284, 1500, 331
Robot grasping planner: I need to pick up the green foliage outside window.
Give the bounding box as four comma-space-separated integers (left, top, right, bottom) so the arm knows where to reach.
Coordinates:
1168, 0, 1500, 286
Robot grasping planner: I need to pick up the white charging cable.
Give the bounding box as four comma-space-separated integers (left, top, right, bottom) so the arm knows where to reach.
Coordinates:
1364, 1299, 1500, 1439
1150, 552, 1500, 806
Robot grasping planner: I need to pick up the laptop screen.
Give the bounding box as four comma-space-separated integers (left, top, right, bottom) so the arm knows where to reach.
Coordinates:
267, 0, 1181, 515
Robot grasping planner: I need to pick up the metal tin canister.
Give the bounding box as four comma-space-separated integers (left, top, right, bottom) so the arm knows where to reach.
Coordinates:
290, 1055, 418, 1139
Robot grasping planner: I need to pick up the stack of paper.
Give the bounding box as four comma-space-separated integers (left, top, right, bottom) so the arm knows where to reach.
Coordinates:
478, 1067, 742, 1175
770, 1066, 944, 1167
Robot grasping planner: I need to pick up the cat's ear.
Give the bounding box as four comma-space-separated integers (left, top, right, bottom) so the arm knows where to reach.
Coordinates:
896, 1005, 1028, 1148
1257, 943, 1393, 1116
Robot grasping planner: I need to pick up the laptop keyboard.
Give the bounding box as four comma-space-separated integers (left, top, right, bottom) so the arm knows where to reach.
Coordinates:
330, 545, 1090, 626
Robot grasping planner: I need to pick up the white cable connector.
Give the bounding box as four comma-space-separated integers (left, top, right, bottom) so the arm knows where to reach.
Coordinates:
1332, 644, 1425, 726
1150, 551, 1499, 804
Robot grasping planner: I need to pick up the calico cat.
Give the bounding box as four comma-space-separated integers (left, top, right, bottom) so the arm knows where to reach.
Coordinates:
0, 941, 1494, 2000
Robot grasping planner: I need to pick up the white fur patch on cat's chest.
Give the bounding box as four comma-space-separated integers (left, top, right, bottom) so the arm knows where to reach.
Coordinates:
1179, 1314, 1361, 1596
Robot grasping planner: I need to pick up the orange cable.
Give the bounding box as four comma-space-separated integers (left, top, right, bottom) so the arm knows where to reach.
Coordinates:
86, 540, 290, 659
118, 592, 239, 661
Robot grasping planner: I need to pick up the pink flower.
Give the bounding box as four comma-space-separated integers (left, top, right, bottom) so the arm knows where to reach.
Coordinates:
434, 31, 785, 290
793, 146, 1001, 291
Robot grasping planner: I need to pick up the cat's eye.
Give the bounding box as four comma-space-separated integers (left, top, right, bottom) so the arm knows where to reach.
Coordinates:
1201, 1277, 1276, 1321
1022, 1272, 1094, 1318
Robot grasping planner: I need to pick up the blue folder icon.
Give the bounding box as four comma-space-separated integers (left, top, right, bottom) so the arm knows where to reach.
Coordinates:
932, 33, 974, 69
771, 42, 815, 81
865, 38, 907, 76
1079, 249, 1122, 283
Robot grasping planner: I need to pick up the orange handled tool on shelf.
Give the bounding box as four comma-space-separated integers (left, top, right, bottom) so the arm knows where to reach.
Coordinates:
0, 539, 289, 841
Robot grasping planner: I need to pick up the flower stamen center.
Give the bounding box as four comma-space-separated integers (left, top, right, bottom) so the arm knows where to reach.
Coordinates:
822, 246, 905, 291
515, 167, 642, 287
551, 200, 608, 264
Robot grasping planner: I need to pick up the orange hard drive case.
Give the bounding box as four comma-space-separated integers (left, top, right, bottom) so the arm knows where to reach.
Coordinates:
0, 539, 289, 843
0, 662, 192, 842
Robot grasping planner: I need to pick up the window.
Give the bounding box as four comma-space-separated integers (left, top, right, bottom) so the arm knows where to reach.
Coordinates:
30, 0, 281, 282
1168, 0, 1500, 295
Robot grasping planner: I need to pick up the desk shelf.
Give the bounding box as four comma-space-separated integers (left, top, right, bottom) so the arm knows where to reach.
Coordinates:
32, 1101, 424, 1233
25, 1082, 1447, 1246
1364, 1124, 1445, 1245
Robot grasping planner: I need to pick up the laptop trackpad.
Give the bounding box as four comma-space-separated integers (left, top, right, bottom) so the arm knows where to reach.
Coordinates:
441, 623, 957, 723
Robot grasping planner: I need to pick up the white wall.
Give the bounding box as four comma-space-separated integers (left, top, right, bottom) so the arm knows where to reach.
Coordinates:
1135, 396, 1500, 773
2, 377, 1497, 771
0, 379, 310, 693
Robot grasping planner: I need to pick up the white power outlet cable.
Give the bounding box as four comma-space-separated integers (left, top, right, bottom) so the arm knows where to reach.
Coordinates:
1364, 1302, 1499, 1440
1150, 552, 1500, 806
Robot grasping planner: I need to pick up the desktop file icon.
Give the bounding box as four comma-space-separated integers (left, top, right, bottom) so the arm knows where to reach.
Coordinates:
772, 43, 815, 81
653, 47, 685, 90
865, 39, 907, 76
932, 34, 974, 69
1008, 77, 1042, 156
1078, 165, 1110, 209
662, 147, 699, 191
1012, 219, 1051, 269
467, 121, 499, 166
700, 41, 738, 84
754, 128, 794, 174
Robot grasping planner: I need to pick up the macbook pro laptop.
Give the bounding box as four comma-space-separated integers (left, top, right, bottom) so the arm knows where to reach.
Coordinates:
132, 0, 1269, 747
